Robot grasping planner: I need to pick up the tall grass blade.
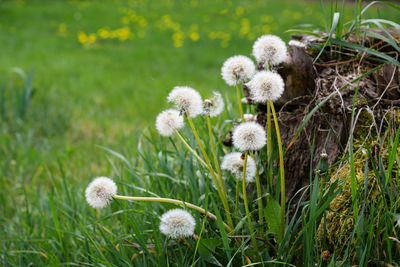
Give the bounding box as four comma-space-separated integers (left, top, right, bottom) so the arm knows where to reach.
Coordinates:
314, 12, 340, 63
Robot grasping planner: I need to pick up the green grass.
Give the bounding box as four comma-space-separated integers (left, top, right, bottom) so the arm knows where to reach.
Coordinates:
1, 0, 399, 265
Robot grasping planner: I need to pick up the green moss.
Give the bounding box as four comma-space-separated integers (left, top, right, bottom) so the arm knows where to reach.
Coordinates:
318, 109, 400, 256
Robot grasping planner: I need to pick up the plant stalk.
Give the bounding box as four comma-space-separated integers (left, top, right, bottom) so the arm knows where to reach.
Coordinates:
269, 101, 285, 241
206, 116, 226, 197
235, 82, 244, 120
176, 131, 208, 168
186, 114, 233, 228
266, 101, 273, 189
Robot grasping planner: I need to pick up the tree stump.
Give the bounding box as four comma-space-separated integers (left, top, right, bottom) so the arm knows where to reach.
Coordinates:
225, 29, 400, 213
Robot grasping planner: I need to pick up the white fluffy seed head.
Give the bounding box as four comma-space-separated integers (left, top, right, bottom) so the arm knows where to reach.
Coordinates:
203, 91, 224, 117
159, 209, 196, 239
167, 86, 203, 118
252, 35, 287, 66
85, 177, 117, 209
232, 122, 267, 151
241, 113, 256, 122
221, 152, 256, 183
247, 71, 285, 103
221, 55, 256, 86
156, 109, 184, 136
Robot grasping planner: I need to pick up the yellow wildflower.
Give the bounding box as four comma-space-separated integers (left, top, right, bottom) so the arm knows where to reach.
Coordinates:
78, 31, 88, 44
189, 32, 200, 41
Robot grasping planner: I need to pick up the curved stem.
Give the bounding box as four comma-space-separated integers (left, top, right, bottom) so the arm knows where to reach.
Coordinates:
176, 131, 208, 168
113, 195, 232, 232
242, 152, 258, 251
269, 101, 285, 241
235, 83, 244, 120
186, 114, 233, 228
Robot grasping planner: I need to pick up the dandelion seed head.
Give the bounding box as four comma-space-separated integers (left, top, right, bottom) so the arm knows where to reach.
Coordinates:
203, 91, 224, 117
85, 177, 117, 209
221, 152, 256, 183
221, 55, 255, 86
159, 209, 196, 239
288, 39, 306, 48
252, 35, 287, 66
242, 113, 256, 122
247, 71, 284, 103
167, 86, 203, 118
232, 121, 266, 151
156, 109, 184, 136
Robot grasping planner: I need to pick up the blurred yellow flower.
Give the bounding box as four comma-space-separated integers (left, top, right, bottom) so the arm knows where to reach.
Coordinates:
262, 15, 274, 23
189, 32, 200, 41
87, 33, 96, 43
293, 12, 302, 20
138, 17, 148, 27
235, 6, 244, 16
262, 25, 271, 34
116, 27, 132, 41
172, 31, 185, 47
97, 28, 110, 39
78, 31, 96, 46
57, 23, 68, 37
246, 32, 255, 40
240, 18, 250, 36
208, 31, 230, 47
78, 31, 88, 44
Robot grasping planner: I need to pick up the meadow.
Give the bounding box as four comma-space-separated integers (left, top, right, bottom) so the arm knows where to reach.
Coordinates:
1, 0, 399, 265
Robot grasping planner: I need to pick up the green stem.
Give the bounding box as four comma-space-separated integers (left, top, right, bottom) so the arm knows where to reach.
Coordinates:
270, 101, 285, 241
235, 82, 244, 120
242, 152, 258, 251
113, 195, 232, 232
186, 114, 233, 228
250, 151, 264, 228
206, 116, 226, 197
266, 101, 273, 189
176, 131, 208, 168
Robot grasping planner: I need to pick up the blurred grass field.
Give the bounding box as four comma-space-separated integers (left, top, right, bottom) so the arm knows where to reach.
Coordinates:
1, 0, 398, 264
